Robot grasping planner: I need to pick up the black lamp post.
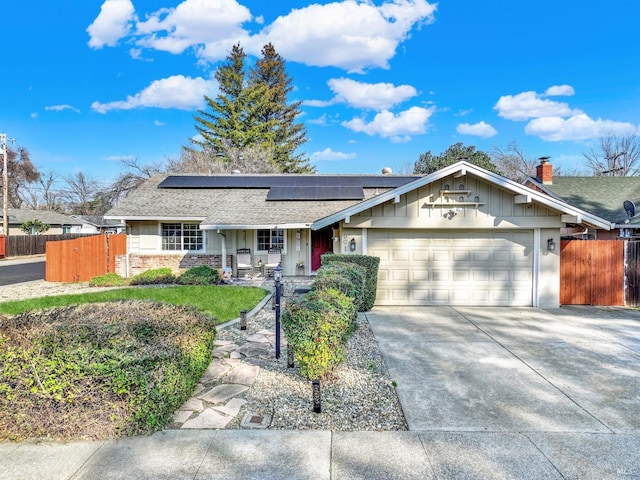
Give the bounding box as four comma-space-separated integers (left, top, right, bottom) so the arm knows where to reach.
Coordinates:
274, 264, 282, 359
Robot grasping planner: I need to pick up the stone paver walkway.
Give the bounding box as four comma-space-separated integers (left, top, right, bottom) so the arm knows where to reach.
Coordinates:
170, 291, 292, 430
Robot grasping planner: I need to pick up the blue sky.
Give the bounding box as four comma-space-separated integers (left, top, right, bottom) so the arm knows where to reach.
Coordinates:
1, 0, 639, 183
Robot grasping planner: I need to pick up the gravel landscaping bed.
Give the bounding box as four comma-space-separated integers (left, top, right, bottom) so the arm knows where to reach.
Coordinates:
217, 304, 408, 431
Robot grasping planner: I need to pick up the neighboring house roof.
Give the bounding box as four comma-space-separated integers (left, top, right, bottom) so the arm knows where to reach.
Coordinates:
1, 208, 84, 226
525, 176, 640, 226
313, 162, 614, 231
70, 215, 125, 229
105, 173, 422, 229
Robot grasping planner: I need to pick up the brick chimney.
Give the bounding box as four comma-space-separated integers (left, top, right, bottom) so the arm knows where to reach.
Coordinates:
536, 157, 553, 185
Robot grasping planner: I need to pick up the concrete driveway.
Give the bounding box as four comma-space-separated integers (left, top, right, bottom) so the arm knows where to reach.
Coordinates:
365, 306, 640, 478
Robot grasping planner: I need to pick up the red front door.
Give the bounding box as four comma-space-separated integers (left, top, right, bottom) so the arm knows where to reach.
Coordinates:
311, 228, 333, 271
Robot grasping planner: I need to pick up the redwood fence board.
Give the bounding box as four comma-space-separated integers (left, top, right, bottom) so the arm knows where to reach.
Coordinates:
560, 239, 624, 306
46, 234, 127, 282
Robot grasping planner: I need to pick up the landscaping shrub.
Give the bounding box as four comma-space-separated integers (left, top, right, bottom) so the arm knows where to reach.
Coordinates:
176, 266, 221, 285
282, 288, 356, 380
129, 268, 176, 285
312, 262, 366, 313
320, 254, 380, 311
89, 272, 129, 287
0, 300, 216, 441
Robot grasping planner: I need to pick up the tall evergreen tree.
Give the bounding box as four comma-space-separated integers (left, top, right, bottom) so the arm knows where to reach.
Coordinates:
249, 43, 313, 173
189, 43, 312, 173
191, 44, 272, 168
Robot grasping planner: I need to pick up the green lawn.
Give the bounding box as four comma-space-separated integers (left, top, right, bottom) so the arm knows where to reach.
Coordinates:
0, 285, 268, 323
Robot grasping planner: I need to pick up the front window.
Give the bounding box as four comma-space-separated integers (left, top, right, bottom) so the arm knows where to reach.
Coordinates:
257, 229, 284, 252
162, 223, 203, 251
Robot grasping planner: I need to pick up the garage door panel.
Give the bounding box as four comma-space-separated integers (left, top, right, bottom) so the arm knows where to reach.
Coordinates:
371, 230, 533, 306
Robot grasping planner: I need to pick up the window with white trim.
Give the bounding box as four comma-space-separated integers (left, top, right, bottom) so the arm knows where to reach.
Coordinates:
161, 223, 203, 251
257, 229, 285, 252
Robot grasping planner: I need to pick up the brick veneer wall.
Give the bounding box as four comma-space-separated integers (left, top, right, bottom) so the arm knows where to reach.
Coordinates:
115, 254, 233, 278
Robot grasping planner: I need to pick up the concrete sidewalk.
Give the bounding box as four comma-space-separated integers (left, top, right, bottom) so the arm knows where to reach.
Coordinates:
3, 429, 640, 479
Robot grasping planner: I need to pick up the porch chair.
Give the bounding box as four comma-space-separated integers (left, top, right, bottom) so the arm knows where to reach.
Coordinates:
236, 248, 253, 278
265, 247, 282, 277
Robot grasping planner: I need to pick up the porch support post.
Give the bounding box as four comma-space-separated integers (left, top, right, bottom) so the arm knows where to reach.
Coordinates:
218, 231, 227, 269
362, 228, 368, 255
532, 228, 540, 308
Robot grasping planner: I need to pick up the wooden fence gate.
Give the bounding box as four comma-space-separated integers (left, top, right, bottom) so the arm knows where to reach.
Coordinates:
46, 234, 127, 282
560, 239, 624, 306
624, 240, 640, 306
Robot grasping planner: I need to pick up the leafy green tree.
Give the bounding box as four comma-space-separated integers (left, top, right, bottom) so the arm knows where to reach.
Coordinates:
19, 219, 50, 235
249, 43, 313, 173
413, 143, 501, 175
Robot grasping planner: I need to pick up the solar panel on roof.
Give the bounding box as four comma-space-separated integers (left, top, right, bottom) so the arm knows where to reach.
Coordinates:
158, 174, 421, 190
266, 186, 365, 201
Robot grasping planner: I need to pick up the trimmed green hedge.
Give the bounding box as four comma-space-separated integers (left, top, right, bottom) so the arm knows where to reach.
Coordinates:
176, 266, 221, 285
130, 268, 176, 285
282, 288, 356, 380
312, 262, 366, 313
320, 254, 380, 311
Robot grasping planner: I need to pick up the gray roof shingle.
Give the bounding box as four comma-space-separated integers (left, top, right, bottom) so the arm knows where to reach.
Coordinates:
3, 209, 84, 226
106, 173, 418, 227
542, 177, 640, 224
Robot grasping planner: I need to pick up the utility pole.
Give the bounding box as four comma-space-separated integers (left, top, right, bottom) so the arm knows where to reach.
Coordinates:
1, 133, 8, 237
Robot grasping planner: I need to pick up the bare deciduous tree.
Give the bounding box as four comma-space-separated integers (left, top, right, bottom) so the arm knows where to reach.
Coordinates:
169, 142, 279, 174
23, 171, 63, 211
62, 172, 103, 215
490, 141, 539, 183
106, 157, 164, 207
583, 134, 640, 176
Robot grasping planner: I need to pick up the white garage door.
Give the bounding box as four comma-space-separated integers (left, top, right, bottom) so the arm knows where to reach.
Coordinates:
369, 230, 533, 306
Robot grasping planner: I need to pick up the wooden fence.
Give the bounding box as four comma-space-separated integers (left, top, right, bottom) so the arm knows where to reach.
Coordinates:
560, 239, 624, 306
1, 233, 92, 257
624, 240, 640, 306
46, 234, 127, 282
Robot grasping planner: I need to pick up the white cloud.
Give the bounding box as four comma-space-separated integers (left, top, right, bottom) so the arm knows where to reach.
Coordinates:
311, 148, 357, 161
525, 114, 639, 141
154, 120, 166, 126
494, 87, 580, 121
91, 75, 217, 113
135, 0, 251, 56
87, 0, 136, 48
88, 0, 437, 71
324, 78, 417, 110
545, 84, 574, 96
45, 104, 81, 114
249, 0, 437, 72
342, 106, 434, 143
30, 112, 38, 119
456, 121, 497, 138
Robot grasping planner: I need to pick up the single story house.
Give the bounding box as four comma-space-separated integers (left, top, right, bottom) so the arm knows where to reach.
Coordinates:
69, 215, 126, 234
525, 159, 640, 240
105, 161, 613, 308
0, 208, 84, 235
